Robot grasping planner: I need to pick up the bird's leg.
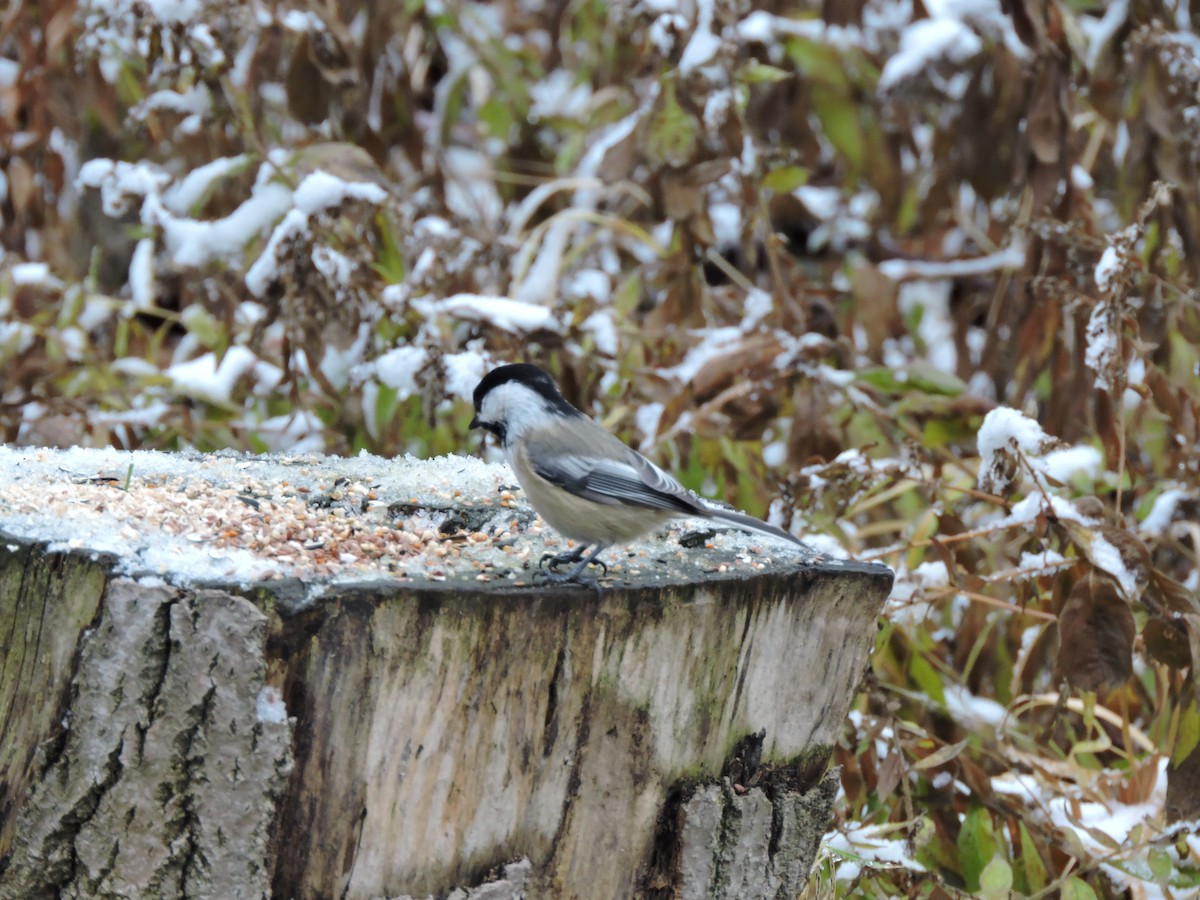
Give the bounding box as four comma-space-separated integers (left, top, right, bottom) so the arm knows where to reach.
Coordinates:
538, 543, 590, 571
534, 544, 610, 586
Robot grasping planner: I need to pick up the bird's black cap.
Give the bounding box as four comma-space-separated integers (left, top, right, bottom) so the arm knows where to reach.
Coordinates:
472, 363, 582, 417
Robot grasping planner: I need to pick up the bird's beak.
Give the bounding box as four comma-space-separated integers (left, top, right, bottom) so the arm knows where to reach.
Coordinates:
469, 416, 481, 430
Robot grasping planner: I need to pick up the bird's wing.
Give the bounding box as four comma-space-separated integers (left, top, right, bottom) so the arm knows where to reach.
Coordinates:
524, 425, 702, 514
522, 419, 804, 547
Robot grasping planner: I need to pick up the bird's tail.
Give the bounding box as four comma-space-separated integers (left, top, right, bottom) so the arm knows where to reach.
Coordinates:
704, 505, 805, 548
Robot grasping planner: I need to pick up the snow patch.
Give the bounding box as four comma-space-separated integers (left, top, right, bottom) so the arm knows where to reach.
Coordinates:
434, 294, 560, 334
1084, 303, 1118, 390
977, 407, 1055, 494
879, 19, 982, 92
373, 346, 428, 398
943, 683, 1008, 731
1088, 533, 1139, 598
1140, 488, 1186, 536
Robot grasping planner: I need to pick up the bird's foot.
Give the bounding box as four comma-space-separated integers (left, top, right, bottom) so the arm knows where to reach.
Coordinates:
538, 544, 589, 572
533, 545, 610, 589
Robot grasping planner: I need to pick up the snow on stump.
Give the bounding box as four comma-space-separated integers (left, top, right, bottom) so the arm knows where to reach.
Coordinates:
0, 446, 892, 899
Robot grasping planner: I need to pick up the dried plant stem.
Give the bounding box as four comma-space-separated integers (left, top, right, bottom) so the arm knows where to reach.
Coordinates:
1008, 693, 1156, 753
863, 523, 1010, 560
938, 588, 1059, 622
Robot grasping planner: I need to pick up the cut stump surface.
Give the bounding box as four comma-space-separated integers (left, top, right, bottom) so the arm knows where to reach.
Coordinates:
0, 447, 892, 899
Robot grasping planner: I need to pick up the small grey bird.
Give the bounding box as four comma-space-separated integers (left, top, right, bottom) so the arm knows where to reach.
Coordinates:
470, 363, 802, 583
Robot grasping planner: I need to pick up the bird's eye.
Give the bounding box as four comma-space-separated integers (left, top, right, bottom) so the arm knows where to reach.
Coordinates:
483, 422, 507, 443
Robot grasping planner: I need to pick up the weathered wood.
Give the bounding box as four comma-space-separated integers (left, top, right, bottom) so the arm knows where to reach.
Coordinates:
0, 447, 892, 899
0, 546, 108, 868
0, 577, 292, 899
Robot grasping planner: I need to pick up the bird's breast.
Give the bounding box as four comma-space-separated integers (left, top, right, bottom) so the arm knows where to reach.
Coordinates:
509, 444, 671, 545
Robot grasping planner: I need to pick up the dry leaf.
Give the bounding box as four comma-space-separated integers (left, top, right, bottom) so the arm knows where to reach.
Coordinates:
913, 738, 970, 771
7, 157, 35, 218
1055, 571, 1135, 693
1143, 616, 1192, 669
876, 749, 903, 801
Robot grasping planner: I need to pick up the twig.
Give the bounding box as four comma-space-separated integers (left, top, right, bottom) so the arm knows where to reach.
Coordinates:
933, 588, 1058, 622
1006, 693, 1156, 753
862, 523, 1012, 560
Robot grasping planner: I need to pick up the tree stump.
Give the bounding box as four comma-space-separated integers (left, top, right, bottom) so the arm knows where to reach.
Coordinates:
0, 446, 892, 899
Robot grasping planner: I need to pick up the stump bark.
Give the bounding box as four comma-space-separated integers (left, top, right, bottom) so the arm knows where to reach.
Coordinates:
0, 447, 892, 899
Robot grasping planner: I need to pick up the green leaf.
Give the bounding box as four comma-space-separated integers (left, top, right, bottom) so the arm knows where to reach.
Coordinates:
762, 165, 809, 193
957, 806, 998, 892
811, 85, 863, 172
826, 844, 876, 867
181, 304, 222, 349
908, 651, 946, 705
783, 37, 850, 89
643, 77, 698, 168
1061, 875, 1098, 900
857, 365, 966, 397
437, 70, 470, 146
374, 384, 399, 437
1148, 847, 1174, 882
979, 856, 1013, 899
1019, 821, 1048, 893
371, 211, 406, 284
1174, 699, 1200, 766
904, 363, 967, 396
856, 367, 907, 393
912, 813, 959, 874
740, 59, 792, 84
917, 412, 973, 448
614, 271, 642, 318
1059, 825, 1090, 861
114, 315, 130, 358
479, 95, 515, 140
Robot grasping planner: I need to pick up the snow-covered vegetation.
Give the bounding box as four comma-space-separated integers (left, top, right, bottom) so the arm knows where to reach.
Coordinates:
2, 0, 1200, 895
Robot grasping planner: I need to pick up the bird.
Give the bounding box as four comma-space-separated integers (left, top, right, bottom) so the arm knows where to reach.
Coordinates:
470, 363, 803, 584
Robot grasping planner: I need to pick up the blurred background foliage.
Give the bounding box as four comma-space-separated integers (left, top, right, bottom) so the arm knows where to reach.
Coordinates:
3, 0, 1200, 895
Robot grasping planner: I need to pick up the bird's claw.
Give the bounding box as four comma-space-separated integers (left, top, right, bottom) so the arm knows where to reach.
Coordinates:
539, 547, 588, 571
532, 543, 610, 590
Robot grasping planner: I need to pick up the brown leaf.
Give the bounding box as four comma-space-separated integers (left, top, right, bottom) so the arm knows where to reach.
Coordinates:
286, 35, 333, 125
6, 157, 35, 218
850, 263, 901, 357
1055, 571, 1135, 692
913, 738, 970, 771
1147, 366, 1181, 420
1179, 301, 1200, 344
1000, 0, 1046, 50
690, 334, 784, 400
1071, 496, 1107, 522
1093, 390, 1121, 471
661, 160, 730, 225
1144, 615, 1192, 669
46, 3, 75, 54
958, 755, 994, 804
661, 171, 704, 225
1148, 568, 1200, 615
292, 142, 386, 185
875, 749, 903, 801
1124, 754, 1164, 805
1027, 65, 1066, 166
